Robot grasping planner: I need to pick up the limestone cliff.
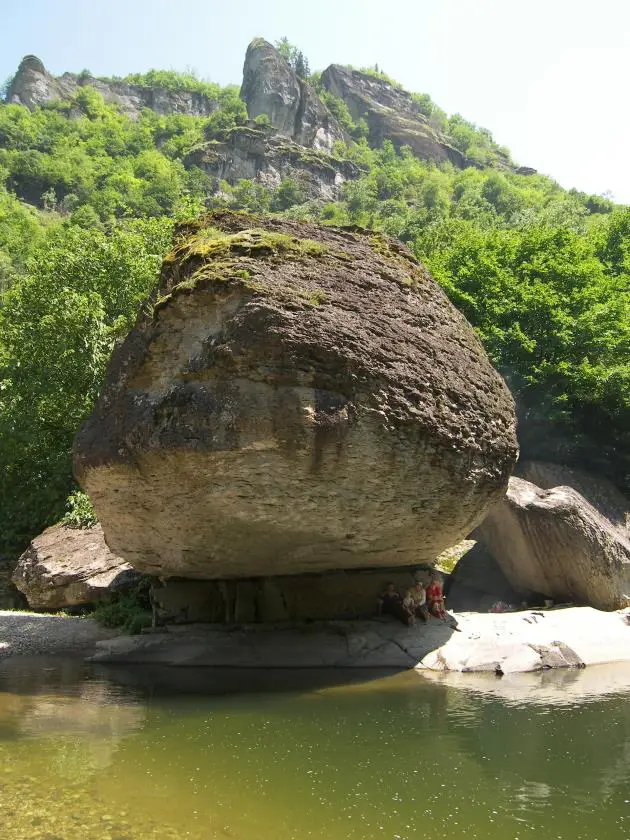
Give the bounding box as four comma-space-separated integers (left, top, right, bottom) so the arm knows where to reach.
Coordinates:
240, 39, 345, 152
320, 64, 467, 167
7, 55, 219, 119
185, 124, 361, 201
74, 211, 517, 580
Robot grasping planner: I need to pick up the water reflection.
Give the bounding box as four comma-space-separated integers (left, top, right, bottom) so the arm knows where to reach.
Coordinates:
2, 658, 630, 839
416, 661, 630, 707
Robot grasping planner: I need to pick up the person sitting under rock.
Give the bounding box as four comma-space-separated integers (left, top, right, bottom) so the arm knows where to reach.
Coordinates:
426, 574, 447, 620
403, 582, 429, 626
377, 582, 407, 625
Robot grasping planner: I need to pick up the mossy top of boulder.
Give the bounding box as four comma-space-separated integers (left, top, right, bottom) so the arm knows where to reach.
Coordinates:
96, 209, 517, 459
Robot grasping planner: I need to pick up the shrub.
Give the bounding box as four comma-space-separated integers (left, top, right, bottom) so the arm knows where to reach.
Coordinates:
92, 577, 152, 634
62, 490, 97, 528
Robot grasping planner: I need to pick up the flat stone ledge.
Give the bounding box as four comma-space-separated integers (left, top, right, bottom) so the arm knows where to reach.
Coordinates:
89, 607, 630, 672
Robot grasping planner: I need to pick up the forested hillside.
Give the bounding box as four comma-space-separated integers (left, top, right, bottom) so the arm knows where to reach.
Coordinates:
1, 40, 628, 559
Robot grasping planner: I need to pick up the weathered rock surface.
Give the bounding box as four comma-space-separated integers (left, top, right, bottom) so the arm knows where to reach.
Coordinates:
186, 124, 360, 201
7, 55, 219, 119
320, 64, 467, 167
240, 39, 345, 152
421, 607, 630, 674
74, 211, 517, 580
12, 523, 139, 609
89, 607, 630, 672
476, 477, 630, 611
518, 460, 629, 537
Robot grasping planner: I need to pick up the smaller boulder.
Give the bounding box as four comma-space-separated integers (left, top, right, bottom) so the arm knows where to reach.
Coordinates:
476, 477, 630, 611
12, 523, 140, 610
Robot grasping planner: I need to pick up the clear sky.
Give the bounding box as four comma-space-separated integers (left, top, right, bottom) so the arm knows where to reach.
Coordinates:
2, 0, 629, 202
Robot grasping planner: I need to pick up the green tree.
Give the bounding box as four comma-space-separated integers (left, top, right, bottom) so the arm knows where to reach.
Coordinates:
0, 218, 173, 555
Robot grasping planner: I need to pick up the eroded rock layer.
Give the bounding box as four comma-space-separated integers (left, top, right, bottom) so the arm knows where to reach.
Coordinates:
8, 55, 219, 119
185, 124, 360, 201
240, 39, 345, 152
12, 523, 138, 609
476, 477, 630, 611
74, 212, 517, 579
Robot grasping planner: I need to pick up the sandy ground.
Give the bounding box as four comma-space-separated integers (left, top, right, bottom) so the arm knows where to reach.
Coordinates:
0, 609, 115, 657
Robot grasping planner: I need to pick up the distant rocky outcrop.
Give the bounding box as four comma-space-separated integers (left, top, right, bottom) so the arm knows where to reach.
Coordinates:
7, 55, 219, 119
12, 523, 140, 609
476, 476, 630, 611
320, 64, 467, 167
74, 211, 517, 581
240, 39, 345, 152
186, 124, 361, 201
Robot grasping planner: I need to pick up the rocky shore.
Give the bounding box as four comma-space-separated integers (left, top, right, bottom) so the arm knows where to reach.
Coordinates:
88, 606, 630, 673
3, 606, 630, 673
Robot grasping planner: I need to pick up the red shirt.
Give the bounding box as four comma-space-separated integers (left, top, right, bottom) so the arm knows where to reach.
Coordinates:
426, 582, 443, 602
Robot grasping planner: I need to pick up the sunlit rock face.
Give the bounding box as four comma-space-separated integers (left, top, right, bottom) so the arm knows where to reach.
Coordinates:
185, 124, 360, 201
12, 523, 139, 609
240, 38, 345, 152
74, 211, 517, 580
476, 476, 630, 611
320, 64, 469, 167
7, 55, 219, 119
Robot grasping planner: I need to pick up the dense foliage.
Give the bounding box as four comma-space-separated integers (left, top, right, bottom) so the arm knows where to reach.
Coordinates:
0, 58, 628, 560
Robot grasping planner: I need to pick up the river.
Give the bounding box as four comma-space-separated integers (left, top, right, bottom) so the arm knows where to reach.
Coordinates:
2, 656, 630, 840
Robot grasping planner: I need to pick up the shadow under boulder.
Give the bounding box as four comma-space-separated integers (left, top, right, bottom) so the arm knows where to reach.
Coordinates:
444, 542, 530, 612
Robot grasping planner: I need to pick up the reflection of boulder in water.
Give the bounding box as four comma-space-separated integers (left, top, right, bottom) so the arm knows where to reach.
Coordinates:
18, 686, 145, 740
417, 662, 630, 707
0, 656, 145, 775
416, 665, 630, 802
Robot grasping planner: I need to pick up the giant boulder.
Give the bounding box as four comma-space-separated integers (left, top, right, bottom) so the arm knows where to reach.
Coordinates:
74, 211, 517, 580
476, 477, 630, 611
518, 460, 629, 537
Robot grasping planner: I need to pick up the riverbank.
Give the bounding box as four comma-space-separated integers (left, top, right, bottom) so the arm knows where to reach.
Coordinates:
90, 606, 630, 673
0, 609, 115, 657
3, 606, 630, 672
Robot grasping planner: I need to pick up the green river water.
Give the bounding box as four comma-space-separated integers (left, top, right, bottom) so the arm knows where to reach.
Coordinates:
2, 657, 630, 840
